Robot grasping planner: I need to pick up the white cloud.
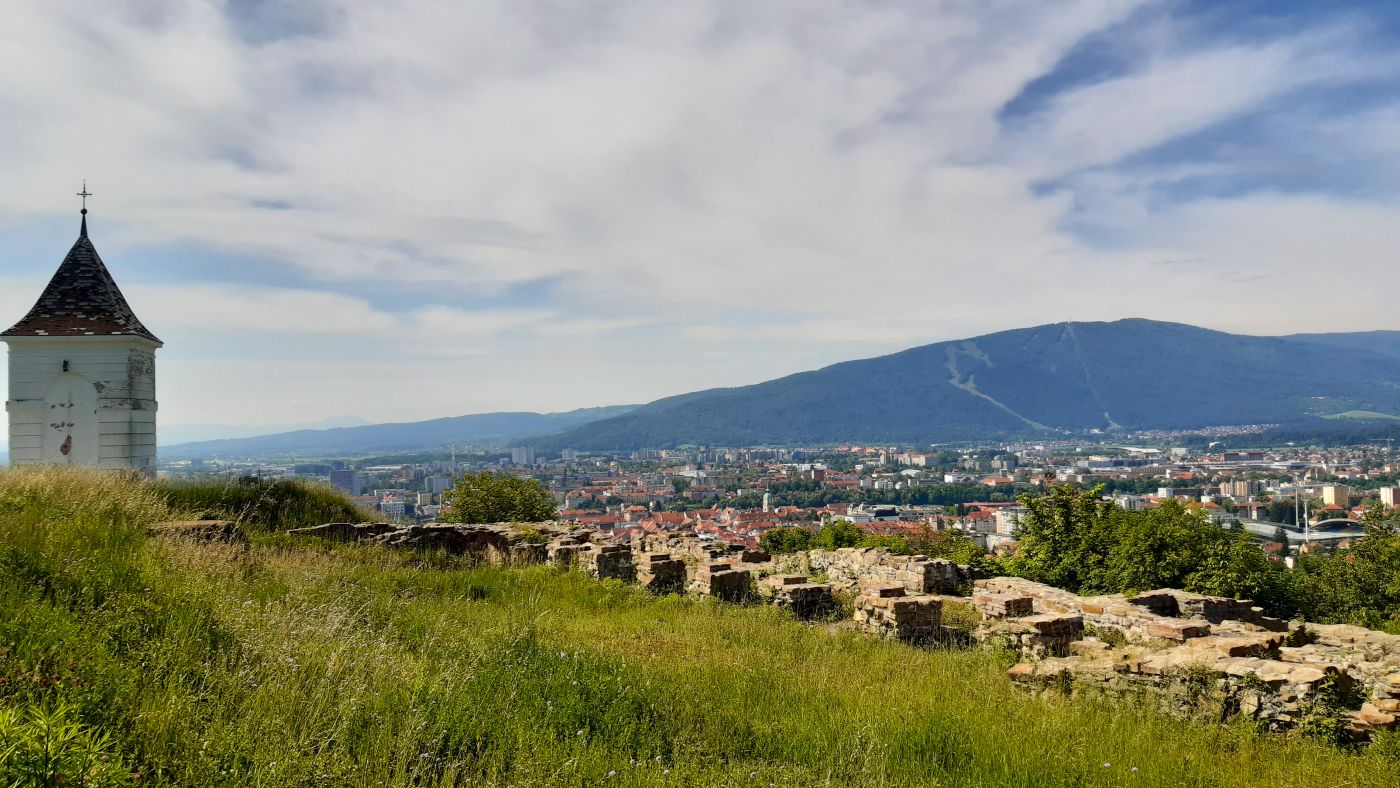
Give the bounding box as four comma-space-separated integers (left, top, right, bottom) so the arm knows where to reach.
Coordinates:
1, 0, 1398, 429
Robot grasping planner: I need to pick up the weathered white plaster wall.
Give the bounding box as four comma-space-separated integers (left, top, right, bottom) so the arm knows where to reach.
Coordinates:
5, 337, 158, 475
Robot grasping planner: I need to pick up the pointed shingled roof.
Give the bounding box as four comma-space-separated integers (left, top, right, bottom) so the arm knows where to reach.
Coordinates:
2, 215, 160, 343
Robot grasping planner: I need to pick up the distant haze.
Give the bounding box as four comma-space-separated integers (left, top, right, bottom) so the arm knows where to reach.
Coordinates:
160, 416, 371, 446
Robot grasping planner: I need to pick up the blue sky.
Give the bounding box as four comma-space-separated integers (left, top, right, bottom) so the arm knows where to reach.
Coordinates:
2, 0, 1399, 440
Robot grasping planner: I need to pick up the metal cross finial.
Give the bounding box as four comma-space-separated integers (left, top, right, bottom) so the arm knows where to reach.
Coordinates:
77, 181, 92, 213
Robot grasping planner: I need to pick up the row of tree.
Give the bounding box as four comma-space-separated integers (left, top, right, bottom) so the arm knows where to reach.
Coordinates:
1007, 485, 1400, 632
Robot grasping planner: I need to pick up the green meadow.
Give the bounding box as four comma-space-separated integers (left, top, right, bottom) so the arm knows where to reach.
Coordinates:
2, 468, 1398, 786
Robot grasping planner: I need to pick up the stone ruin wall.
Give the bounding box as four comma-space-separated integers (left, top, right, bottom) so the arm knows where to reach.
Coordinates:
776, 547, 970, 596
272, 520, 1400, 741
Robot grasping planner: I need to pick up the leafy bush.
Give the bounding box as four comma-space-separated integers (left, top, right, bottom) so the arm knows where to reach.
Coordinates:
441, 472, 557, 524
1006, 485, 1285, 601
759, 526, 814, 554
0, 703, 130, 787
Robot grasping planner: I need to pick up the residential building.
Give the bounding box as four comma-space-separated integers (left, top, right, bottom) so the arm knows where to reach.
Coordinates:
329, 470, 369, 496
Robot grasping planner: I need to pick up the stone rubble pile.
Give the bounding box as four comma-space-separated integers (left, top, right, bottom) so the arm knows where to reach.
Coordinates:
788, 548, 969, 595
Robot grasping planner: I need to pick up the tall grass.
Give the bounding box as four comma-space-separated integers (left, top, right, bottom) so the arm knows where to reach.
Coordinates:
1, 468, 1398, 786
159, 476, 376, 533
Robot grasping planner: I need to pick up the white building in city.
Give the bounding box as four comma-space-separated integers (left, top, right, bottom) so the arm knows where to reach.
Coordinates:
4, 204, 161, 475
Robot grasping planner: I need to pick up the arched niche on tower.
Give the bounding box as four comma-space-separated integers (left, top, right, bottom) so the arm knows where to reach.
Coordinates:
42, 372, 98, 466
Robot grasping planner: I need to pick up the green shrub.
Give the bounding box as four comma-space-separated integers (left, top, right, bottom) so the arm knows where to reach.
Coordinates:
161, 477, 373, 533
0, 702, 130, 787
440, 472, 557, 524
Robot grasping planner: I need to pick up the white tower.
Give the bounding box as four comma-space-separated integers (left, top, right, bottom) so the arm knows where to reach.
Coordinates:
3, 194, 161, 476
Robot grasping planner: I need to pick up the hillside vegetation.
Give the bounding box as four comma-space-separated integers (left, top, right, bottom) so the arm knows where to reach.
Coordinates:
3, 469, 1399, 786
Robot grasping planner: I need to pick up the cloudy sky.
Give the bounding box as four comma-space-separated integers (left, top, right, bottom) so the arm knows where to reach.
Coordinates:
2, 0, 1399, 440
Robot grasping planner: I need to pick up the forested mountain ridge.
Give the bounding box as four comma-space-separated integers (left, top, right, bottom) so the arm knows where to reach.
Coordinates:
538, 319, 1400, 449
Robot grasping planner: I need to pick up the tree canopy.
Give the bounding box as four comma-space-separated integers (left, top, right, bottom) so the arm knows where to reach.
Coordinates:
1004, 485, 1283, 601
441, 471, 557, 524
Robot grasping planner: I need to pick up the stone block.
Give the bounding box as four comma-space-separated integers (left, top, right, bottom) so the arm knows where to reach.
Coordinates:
769, 581, 836, 620
855, 589, 941, 643
690, 561, 753, 602
973, 593, 1034, 619
1357, 703, 1397, 728
636, 552, 686, 594
547, 542, 586, 567
1146, 620, 1212, 642
864, 582, 907, 599
579, 544, 635, 582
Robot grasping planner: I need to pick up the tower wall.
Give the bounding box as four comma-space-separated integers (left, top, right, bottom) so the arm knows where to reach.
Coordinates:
5, 336, 158, 476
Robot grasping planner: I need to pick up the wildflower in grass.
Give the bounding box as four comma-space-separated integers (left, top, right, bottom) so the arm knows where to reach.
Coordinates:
607, 770, 617, 777
1103, 762, 1111, 768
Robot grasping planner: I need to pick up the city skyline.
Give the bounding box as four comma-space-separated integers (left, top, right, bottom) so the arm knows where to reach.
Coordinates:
3, 1, 1400, 437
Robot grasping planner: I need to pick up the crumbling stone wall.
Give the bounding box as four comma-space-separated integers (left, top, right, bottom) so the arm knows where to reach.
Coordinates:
291, 520, 1400, 740
287, 521, 577, 564
761, 574, 836, 619
980, 613, 1084, 658
854, 582, 942, 643
636, 552, 686, 594
688, 561, 754, 602
579, 543, 636, 582
784, 548, 969, 595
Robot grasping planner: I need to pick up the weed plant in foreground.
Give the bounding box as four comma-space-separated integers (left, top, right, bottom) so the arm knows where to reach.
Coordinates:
1, 467, 1399, 786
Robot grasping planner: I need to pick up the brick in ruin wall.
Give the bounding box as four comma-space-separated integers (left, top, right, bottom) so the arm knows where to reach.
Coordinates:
688, 561, 754, 603
972, 592, 1034, 619
762, 574, 836, 619
853, 582, 942, 643
579, 544, 635, 582
636, 552, 686, 594
979, 613, 1084, 658
509, 543, 547, 564
548, 542, 586, 567
796, 548, 970, 596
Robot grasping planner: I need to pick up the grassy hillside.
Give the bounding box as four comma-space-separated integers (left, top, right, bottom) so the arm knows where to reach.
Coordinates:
540, 319, 1400, 449
2, 469, 1399, 786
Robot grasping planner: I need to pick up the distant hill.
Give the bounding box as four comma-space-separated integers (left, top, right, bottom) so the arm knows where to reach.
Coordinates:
161, 405, 637, 459
161, 416, 373, 445
536, 319, 1400, 450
